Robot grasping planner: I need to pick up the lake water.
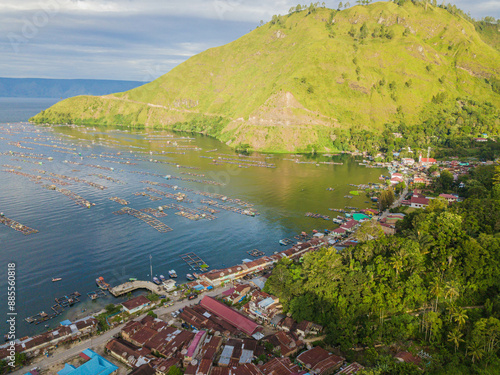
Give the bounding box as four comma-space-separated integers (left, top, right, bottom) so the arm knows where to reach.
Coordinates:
0, 98, 386, 338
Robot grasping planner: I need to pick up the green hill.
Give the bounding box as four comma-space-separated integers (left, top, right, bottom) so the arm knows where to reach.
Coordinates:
31, 1, 500, 153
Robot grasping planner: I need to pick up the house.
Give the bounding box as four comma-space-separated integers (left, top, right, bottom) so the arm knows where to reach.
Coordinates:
409, 193, 429, 209
474, 137, 488, 142
419, 156, 437, 165
401, 158, 415, 165
296, 346, 345, 375
259, 357, 301, 375
331, 227, 347, 237
57, 349, 118, 375
224, 284, 251, 305
121, 295, 151, 314
295, 320, 312, 337
244, 290, 281, 323
105, 338, 151, 368
337, 362, 365, 374
438, 193, 458, 203
340, 220, 358, 232
278, 317, 296, 333
199, 296, 262, 337
263, 331, 303, 357
395, 351, 422, 366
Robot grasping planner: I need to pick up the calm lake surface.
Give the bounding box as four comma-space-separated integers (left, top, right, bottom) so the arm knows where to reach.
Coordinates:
0, 98, 386, 338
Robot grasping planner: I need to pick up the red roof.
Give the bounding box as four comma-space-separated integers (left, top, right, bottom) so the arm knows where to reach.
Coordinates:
122, 295, 150, 311
200, 296, 261, 336
79, 352, 91, 361
410, 196, 429, 206
420, 158, 436, 163
395, 351, 422, 366
297, 346, 345, 373
340, 220, 357, 230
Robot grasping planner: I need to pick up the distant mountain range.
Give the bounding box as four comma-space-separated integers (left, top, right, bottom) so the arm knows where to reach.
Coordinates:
31, 1, 500, 152
0, 78, 146, 98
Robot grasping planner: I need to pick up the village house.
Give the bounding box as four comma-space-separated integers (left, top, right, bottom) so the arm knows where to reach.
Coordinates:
263, 331, 303, 357
121, 295, 151, 314
223, 284, 252, 305
243, 290, 281, 324
297, 346, 345, 375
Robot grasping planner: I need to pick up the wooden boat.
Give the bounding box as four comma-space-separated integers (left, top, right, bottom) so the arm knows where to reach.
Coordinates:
52, 277, 62, 282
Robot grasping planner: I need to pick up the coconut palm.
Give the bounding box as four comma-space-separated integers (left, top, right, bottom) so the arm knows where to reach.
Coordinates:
467, 341, 484, 364
447, 329, 464, 352
453, 309, 468, 329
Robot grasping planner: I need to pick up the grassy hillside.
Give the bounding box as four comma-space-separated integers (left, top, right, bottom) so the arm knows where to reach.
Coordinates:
31, 1, 500, 152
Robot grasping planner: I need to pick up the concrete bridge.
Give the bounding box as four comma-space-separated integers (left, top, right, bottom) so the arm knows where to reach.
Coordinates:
109, 280, 166, 297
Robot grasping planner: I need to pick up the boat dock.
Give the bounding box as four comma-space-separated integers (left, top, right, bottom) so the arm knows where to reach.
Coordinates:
109, 280, 164, 297
180, 252, 209, 271
0, 214, 38, 235
113, 207, 173, 233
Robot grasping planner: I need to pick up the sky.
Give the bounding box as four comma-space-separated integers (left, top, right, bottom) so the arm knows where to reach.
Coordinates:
0, 0, 498, 81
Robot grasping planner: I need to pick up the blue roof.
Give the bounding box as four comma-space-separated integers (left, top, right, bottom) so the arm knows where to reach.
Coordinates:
57, 349, 118, 375
60, 320, 72, 326
57, 364, 76, 375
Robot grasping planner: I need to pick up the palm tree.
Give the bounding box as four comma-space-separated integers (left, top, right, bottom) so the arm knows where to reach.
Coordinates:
453, 309, 468, 329
389, 256, 403, 279
447, 329, 464, 352
444, 281, 460, 302
467, 341, 484, 364
430, 278, 442, 312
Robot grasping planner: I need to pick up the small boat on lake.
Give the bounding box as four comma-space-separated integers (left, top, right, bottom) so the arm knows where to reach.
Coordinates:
129, 277, 137, 281
152, 276, 161, 285
186, 273, 195, 281
96, 276, 110, 290
52, 278, 62, 282
169, 270, 177, 278
159, 274, 166, 282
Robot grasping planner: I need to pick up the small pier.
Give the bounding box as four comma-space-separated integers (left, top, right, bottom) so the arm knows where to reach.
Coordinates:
180, 252, 209, 271
109, 280, 165, 297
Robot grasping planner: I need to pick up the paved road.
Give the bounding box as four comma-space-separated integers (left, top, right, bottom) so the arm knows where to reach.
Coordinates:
379, 182, 409, 221
12, 286, 231, 375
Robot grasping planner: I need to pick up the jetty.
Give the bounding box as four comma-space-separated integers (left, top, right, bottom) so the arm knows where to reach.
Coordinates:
113, 207, 173, 233
109, 280, 165, 297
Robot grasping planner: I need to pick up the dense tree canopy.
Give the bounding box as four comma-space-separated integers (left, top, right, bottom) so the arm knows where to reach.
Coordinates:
264, 165, 500, 373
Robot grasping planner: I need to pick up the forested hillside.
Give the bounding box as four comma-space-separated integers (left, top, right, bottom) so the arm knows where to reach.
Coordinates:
264, 165, 500, 374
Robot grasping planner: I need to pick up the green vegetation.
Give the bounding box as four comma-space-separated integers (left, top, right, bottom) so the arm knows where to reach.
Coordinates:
31, 2, 500, 153
264, 164, 500, 373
